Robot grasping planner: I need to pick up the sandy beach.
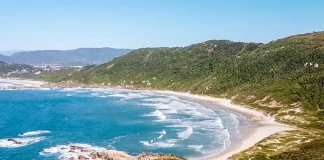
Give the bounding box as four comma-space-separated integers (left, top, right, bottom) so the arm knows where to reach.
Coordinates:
0, 78, 45, 88
152, 90, 295, 160
0, 78, 295, 160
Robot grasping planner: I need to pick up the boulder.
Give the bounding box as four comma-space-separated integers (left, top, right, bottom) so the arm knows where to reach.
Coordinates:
90, 153, 97, 159
78, 155, 86, 159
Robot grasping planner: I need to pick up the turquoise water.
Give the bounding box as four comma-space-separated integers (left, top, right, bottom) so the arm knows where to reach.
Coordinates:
0, 86, 249, 159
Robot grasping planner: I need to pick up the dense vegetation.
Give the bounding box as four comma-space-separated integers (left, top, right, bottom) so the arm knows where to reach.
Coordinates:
0, 61, 43, 78
40, 32, 324, 159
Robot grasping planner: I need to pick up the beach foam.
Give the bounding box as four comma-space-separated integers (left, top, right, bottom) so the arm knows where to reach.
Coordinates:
177, 126, 193, 139
139, 94, 235, 155
48, 88, 242, 158
40, 143, 108, 159
188, 145, 204, 151
143, 110, 167, 121
0, 137, 45, 148
157, 130, 167, 139
140, 141, 175, 148
19, 130, 51, 137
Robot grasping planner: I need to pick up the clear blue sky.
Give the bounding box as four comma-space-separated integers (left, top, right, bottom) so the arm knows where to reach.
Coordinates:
0, 0, 323, 50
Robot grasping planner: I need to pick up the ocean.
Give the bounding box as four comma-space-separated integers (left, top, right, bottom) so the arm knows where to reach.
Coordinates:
0, 83, 250, 159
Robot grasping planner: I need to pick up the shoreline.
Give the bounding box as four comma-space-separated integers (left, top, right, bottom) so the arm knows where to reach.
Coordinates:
0, 78, 45, 88
0, 78, 295, 160
149, 90, 295, 160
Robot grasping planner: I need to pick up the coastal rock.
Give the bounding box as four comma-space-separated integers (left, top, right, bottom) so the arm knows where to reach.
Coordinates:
137, 152, 185, 160
90, 152, 97, 159
78, 155, 85, 159
7, 138, 23, 144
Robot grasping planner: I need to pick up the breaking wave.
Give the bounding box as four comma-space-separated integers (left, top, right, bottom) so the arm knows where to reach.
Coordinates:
177, 126, 193, 140
143, 110, 167, 121
40, 143, 107, 159
19, 130, 51, 137
0, 137, 45, 148
139, 141, 175, 148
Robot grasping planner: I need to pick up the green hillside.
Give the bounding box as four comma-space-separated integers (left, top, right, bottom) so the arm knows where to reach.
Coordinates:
0, 61, 43, 78
40, 32, 324, 159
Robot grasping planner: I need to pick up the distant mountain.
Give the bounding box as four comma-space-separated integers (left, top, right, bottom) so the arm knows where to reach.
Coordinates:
0, 54, 11, 62
0, 48, 133, 66
0, 50, 25, 56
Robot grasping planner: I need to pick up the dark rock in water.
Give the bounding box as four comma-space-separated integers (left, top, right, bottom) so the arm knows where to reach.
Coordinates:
71, 145, 87, 151
81, 149, 88, 152
7, 138, 23, 144
96, 152, 102, 158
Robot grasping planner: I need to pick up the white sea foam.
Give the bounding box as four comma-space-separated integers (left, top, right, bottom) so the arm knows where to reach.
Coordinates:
140, 141, 175, 148
0, 82, 15, 88
166, 124, 187, 128
177, 126, 193, 139
61, 88, 80, 91
0, 137, 45, 148
143, 110, 166, 121
141, 103, 178, 114
107, 135, 129, 147
107, 93, 129, 98
160, 130, 166, 135
105, 92, 148, 100
221, 129, 231, 152
156, 135, 163, 139
123, 93, 147, 99
40, 143, 107, 159
90, 92, 100, 97
104, 91, 236, 157
188, 145, 204, 151
54, 89, 239, 158
157, 130, 166, 139
19, 130, 51, 137
37, 88, 51, 90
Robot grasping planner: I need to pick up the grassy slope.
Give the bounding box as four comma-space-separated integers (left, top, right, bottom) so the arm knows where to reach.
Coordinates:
40, 32, 324, 159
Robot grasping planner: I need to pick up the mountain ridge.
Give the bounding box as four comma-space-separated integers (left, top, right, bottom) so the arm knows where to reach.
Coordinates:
0, 47, 133, 66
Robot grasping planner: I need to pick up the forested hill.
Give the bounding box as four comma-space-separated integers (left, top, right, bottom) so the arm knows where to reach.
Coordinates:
0, 61, 42, 78
40, 32, 324, 159
42, 32, 324, 128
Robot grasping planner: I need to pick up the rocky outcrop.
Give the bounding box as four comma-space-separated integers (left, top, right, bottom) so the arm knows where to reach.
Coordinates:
62, 144, 184, 160
7, 138, 23, 144
137, 153, 185, 160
